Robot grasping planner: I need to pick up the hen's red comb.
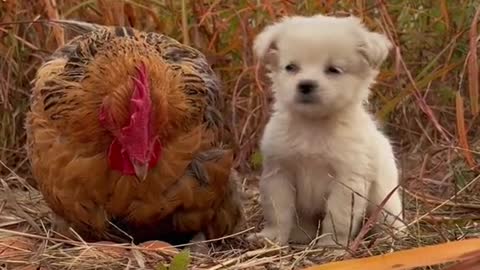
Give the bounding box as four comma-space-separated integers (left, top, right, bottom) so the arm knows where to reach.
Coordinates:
132, 62, 150, 107
118, 61, 154, 162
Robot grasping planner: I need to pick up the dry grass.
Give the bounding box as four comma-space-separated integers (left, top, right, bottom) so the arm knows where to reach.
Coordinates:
0, 0, 479, 269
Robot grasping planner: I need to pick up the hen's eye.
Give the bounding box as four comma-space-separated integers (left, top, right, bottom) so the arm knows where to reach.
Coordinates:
285, 63, 299, 73
326, 66, 343, 74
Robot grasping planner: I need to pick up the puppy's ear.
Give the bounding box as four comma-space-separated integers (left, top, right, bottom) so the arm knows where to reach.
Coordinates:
253, 23, 282, 68
347, 16, 393, 69
359, 31, 392, 69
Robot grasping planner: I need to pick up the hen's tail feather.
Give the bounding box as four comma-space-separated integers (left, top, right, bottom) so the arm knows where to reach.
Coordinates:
45, 19, 106, 34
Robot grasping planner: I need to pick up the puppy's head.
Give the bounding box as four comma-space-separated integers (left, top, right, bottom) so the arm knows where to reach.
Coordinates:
254, 14, 392, 118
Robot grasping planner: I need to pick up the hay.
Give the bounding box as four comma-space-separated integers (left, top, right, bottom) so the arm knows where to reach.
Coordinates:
0, 169, 479, 269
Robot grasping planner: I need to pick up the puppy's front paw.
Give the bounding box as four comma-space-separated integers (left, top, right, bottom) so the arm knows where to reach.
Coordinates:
315, 236, 348, 257
247, 227, 289, 246
383, 226, 408, 245
315, 237, 339, 248
326, 248, 347, 257
315, 234, 349, 249
188, 233, 209, 254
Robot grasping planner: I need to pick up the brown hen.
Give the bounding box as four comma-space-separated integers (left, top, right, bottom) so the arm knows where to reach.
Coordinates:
25, 20, 243, 245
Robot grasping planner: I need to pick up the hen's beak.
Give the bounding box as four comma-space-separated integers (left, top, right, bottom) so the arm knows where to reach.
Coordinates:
133, 163, 148, 182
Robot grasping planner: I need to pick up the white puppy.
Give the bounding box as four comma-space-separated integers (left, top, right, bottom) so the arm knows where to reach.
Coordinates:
249, 14, 405, 249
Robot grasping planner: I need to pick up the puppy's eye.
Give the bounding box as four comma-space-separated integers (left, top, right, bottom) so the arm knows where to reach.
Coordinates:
326, 66, 343, 75
285, 63, 299, 73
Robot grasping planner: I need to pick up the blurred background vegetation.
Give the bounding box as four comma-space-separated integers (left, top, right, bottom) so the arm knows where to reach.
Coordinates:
0, 0, 479, 268
1, 0, 479, 173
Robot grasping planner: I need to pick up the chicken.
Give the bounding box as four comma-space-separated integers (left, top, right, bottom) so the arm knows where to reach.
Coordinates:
25, 20, 243, 245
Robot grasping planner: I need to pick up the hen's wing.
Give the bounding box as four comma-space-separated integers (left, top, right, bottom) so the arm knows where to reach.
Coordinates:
27, 21, 241, 244
111, 145, 243, 244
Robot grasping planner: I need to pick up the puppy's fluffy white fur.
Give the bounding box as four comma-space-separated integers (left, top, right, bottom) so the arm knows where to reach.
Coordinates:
250, 14, 405, 248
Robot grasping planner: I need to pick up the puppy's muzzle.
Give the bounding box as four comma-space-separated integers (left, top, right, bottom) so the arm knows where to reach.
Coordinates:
296, 80, 318, 104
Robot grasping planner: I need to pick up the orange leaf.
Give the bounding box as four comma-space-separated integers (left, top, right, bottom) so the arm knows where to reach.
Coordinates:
0, 236, 36, 261
455, 92, 476, 169
90, 241, 129, 258
97, 0, 125, 26
439, 0, 450, 32
138, 240, 179, 254
303, 238, 480, 270
444, 250, 480, 270
468, 6, 480, 116
15, 265, 48, 270
42, 0, 64, 46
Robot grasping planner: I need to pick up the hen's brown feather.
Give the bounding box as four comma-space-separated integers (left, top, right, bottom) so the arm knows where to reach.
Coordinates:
26, 21, 242, 244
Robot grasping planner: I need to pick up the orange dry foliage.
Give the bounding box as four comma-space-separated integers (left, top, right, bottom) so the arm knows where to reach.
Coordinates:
304, 238, 480, 270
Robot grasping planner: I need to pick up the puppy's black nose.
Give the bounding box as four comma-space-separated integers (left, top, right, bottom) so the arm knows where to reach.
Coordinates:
297, 80, 318, 95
